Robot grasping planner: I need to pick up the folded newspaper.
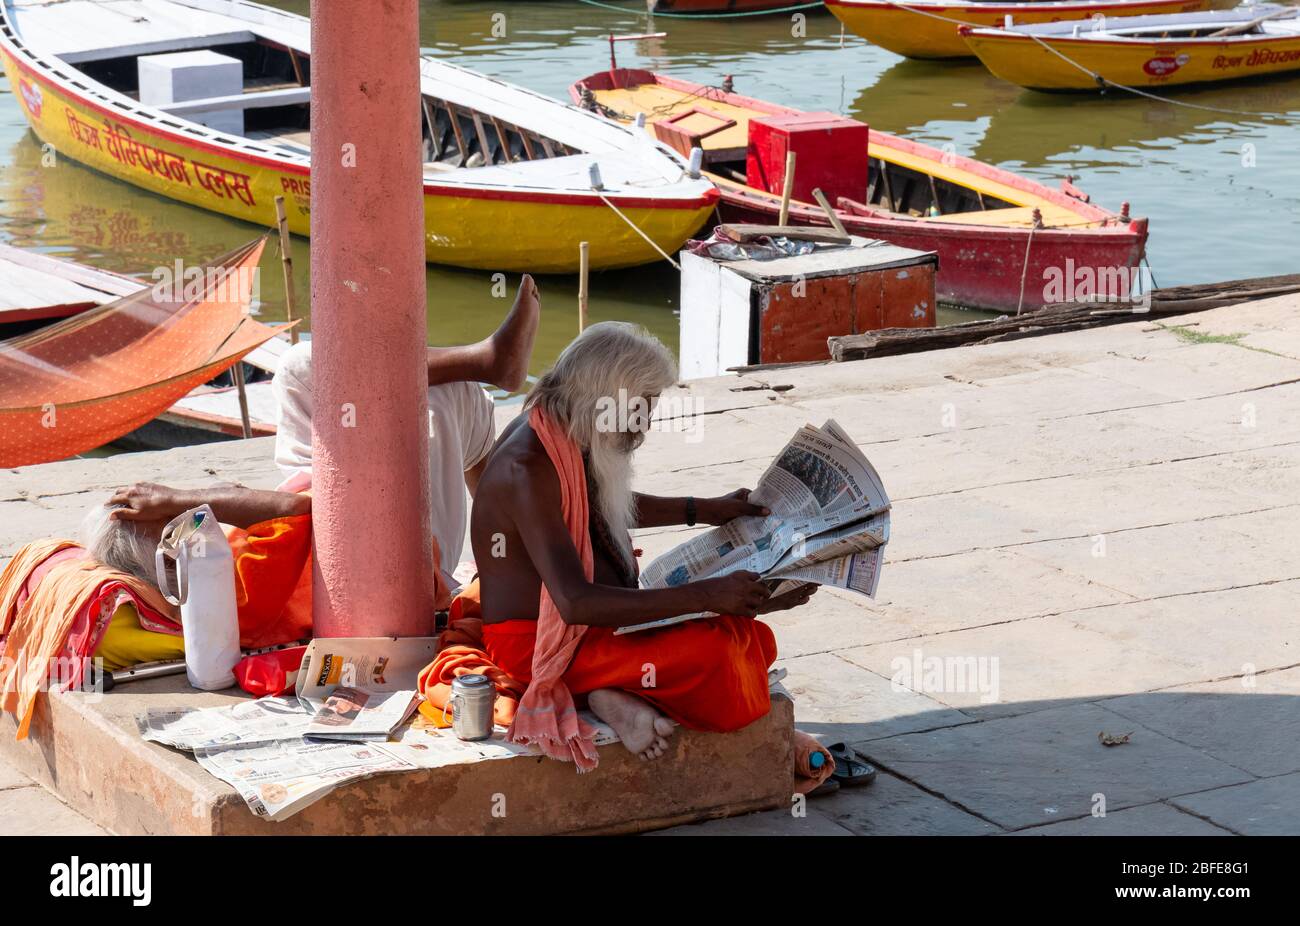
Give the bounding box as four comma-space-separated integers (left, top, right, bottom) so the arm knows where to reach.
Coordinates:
624, 419, 889, 634
295, 637, 433, 742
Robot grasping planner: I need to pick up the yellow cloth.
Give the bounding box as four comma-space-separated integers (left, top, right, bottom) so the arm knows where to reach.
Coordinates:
92, 603, 184, 671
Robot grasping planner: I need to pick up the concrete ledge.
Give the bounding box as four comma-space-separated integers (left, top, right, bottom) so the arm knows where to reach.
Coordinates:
0, 677, 795, 835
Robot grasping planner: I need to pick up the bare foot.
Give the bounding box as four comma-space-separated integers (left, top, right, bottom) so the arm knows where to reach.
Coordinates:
588, 688, 676, 761
484, 274, 540, 392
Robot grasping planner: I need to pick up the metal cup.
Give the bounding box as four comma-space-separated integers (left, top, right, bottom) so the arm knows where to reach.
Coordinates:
448, 674, 496, 741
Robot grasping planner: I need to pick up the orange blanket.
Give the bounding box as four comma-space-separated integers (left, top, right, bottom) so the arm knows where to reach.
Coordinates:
0, 539, 178, 739
226, 515, 314, 650
416, 580, 525, 729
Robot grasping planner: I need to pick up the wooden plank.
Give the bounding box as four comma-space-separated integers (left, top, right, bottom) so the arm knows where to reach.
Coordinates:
516, 124, 536, 160
442, 100, 468, 164
470, 111, 495, 164
489, 116, 514, 162
717, 224, 850, 244
827, 274, 1300, 362
421, 96, 440, 160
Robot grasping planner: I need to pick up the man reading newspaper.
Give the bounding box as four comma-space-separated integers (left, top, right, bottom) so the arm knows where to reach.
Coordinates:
468, 325, 890, 769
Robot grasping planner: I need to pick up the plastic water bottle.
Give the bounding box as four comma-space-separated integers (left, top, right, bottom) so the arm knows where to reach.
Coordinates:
155, 505, 241, 691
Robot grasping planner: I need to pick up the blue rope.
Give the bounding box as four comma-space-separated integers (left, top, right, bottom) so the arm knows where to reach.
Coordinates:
575, 0, 824, 18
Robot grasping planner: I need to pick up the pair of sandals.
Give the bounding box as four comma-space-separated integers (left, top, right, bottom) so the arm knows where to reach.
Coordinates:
810, 742, 877, 797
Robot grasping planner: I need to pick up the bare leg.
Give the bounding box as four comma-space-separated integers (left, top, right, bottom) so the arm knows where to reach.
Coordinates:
426, 274, 540, 392
588, 688, 677, 761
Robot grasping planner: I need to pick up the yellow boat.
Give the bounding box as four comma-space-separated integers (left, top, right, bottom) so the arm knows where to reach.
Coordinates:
824, 0, 1232, 59
0, 0, 717, 272
961, 4, 1300, 89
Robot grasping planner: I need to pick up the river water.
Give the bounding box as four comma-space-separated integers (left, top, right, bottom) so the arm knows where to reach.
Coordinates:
2, 0, 1298, 377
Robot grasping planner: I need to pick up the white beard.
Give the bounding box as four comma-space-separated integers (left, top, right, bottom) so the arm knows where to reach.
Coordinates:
586, 432, 637, 559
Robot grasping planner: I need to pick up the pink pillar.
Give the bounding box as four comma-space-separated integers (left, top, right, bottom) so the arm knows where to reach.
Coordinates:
309, 0, 433, 637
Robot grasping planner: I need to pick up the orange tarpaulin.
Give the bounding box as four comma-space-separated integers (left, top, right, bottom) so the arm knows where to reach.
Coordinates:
0, 237, 290, 467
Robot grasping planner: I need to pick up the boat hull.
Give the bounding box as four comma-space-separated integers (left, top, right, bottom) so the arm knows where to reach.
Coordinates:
573, 69, 1148, 312
962, 28, 1300, 90
0, 48, 714, 274
824, 0, 1226, 59
717, 186, 1147, 312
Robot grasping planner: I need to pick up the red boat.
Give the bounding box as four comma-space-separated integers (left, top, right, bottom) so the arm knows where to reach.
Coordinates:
572, 69, 1149, 312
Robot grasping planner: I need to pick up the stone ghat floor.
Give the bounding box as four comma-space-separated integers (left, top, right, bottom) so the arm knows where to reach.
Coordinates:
4, 294, 1300, 835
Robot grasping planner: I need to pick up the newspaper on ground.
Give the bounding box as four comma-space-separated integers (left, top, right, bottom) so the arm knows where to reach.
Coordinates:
138, 635, 622, 822
139, 695, 312, 750
624, 419, 889, 634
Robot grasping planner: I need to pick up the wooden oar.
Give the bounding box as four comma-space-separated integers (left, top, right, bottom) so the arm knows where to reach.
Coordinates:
578, 241, 590, 333
1208, 8, 1296, 38
811, 188, 849, 237
778, 151, 796, 226
273, 195, 299, 345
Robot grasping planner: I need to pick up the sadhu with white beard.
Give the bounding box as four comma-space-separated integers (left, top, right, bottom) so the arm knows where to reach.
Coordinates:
468, 322, 816, 769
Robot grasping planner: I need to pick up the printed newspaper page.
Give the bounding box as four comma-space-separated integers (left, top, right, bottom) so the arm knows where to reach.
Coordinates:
623, 419, 890, 634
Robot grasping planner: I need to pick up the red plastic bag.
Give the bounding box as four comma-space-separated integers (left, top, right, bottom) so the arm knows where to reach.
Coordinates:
234, 645, 308, 697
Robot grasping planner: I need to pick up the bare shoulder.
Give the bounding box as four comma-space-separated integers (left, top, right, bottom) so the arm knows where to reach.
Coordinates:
481, 417, 559, 503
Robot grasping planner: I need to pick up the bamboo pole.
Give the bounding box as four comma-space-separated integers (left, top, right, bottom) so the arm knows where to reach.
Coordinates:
811, 188, 848, 237
578, 241, 590, 333
231, 361, 254, 439
274, 196, 300, 344
778, 151, 796, 226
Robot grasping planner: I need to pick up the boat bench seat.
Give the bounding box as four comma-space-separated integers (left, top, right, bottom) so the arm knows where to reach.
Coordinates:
931, 204, 1101, 229
156, 85, 311, 116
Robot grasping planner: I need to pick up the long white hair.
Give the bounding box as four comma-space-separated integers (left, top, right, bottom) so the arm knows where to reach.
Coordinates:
526, 322, 677, 544
79, 504, 158, 586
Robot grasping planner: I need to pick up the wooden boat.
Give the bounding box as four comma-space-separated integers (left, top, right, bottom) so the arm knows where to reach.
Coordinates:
0, 243, 138, 331
572, 69, 1148, 312
961, 4, 1300, 89
0, 243, 286, 446
0, 238, 288, 467
0, 0, 717, 273
824, 0, 1232, 59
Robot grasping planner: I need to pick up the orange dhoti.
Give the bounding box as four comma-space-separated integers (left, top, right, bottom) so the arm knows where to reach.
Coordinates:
482, 615, 778, 733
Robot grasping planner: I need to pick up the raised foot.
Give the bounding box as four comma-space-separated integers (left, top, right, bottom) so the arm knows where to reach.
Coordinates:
485, 274, 540, 393
588, 688, 676, 761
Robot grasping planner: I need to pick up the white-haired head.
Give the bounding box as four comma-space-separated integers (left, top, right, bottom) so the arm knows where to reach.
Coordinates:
525, 321, 677, 544
79, 504, 158, 586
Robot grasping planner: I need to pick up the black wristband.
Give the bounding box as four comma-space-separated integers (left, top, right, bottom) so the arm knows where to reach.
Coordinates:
685, 496, 697, 527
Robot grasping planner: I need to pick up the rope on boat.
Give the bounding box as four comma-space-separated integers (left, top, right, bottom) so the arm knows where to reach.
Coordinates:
595, 191, 684, 270
1021, 32, 1300, 122
575, 0, 825, 18
1016, 215, 1039, 316
862, 1, 1300, 122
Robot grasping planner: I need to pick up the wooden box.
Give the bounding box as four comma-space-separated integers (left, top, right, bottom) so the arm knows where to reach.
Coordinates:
680, 237, 937, 379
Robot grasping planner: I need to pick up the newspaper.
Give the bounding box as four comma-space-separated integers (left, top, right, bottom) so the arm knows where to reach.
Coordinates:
139, 696, 312, 750
295, 636, 433, 742
625, 419, 889, 633
138, 634, 625, 822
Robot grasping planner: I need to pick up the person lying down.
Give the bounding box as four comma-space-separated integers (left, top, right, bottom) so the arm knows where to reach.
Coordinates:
455, 322, 817, 768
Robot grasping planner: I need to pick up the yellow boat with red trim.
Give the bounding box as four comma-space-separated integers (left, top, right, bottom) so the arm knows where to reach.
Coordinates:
824, 0, 1232, 59
0, 0, 716, 273
961, 4, 1300, 89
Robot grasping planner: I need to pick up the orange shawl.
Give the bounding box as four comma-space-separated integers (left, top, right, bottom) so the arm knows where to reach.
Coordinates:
506, 406, 601, 771
417, 580, 524, 729
0, 539, 178, 739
